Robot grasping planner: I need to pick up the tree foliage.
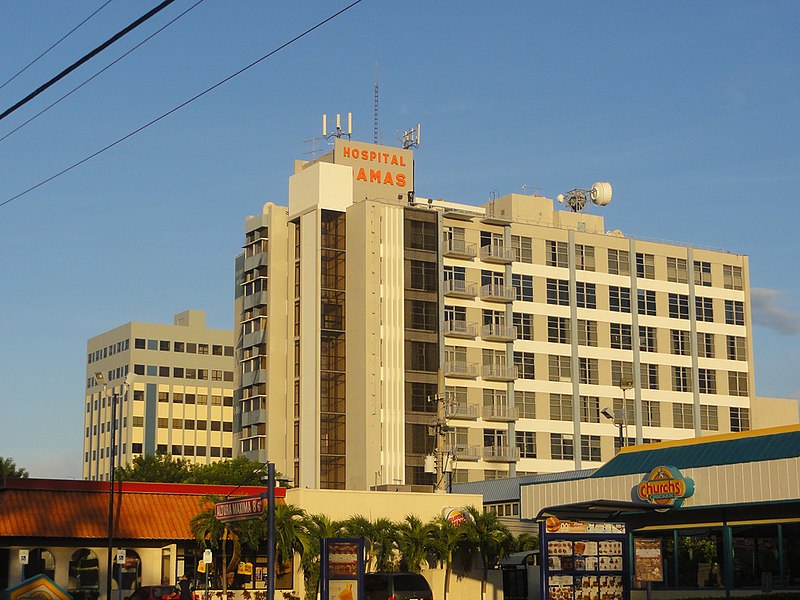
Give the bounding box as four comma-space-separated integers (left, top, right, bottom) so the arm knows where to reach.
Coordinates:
115, 453, 269, 485
0, 457, 29, 478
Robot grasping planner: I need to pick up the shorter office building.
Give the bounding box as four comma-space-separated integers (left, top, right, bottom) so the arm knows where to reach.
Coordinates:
84, 310, 236, 481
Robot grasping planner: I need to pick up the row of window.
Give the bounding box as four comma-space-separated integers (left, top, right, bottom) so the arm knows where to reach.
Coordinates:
85, 443, 232, 462
131, 364, 234, 381
133, 338, 234, 355
434, 227, 745, 290
86, 413, 232, 437
437, 387, 750, 430
87, 339, 130, 364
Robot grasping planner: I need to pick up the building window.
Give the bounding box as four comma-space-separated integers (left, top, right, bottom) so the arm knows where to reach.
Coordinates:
198, 344, 209, 355
547, 241, 568, 268
546, 278, 570, 306
700, 405, 719, 430
610, 323, 632, 350
581, 435, 601, 461
579, 358, 599, 385
672, 366, 692, 392
134, 338, 146, 349
608, 249, 629, 276
550, 433, 574, 460
411, 300, 438, 331
609, 286, 631, 313
728, 371, 749, 397
513, 312, 534, 340
697, 332, 715, 358
511, 235, 533, 263
639, 326, 657, 352
159, 340, 170, 351
673, 403, 694, 429
158, 391, 169, 403
409, 341, 438, 372
637, 289, 656, 316
548, 316, 570, 344
580, 396, 600, 423
575, 244, 595, 271
696, 297, 714, 322
636, 253, 655, 279
669, 293, 690, 320
727, 335, 746, 361
730, 407, 750, 432
575, 282, 597, 308
512, 274, 533, 302
513, 351, 535, 379
640, 363, 659, 390
157, 418, 169, 429
698, 368, 717, 394
515, 391, 536, 418
410, 260, 437, 291
409, 220, 437, 251
666, 257, 688, 283
548, 355, 571, 382
725, 300, 745, 325
642, 400, 661, 426
611, 361, 634, 388
671, 329, 690, 355
549, 394, 572, 421
516, 431, 536, 458
724, 265, 743, 290
694, 261, 712, 286
577, 320, 598, 347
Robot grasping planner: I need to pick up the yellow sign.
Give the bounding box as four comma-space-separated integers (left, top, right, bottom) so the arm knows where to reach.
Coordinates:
635, 465, 694, 508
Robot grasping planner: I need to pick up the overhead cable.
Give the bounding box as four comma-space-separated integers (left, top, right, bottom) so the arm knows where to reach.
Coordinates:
0, 0, 365, 210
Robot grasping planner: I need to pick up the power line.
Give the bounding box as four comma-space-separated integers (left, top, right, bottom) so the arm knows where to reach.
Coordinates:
0, 0, 366, 210
0, 0, 206, 145
0, 0, 115, 93
0, 0, 177, 122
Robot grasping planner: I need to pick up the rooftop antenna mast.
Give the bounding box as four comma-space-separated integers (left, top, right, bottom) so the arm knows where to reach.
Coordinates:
322, 112, 352, 140
373, 62, 379, 144
401, 123, 421, 149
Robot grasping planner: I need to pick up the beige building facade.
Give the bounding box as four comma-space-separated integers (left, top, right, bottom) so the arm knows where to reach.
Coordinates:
233, 138, 757, 491
84, 310, 235, 480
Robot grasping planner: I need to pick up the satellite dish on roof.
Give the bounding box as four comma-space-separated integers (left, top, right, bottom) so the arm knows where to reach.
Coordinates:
591, 182, 612, 206
558, 182, 613, 212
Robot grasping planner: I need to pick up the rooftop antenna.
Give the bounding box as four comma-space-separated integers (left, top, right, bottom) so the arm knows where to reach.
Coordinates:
557, 182, 613, 212
303, 136, 326, 158
401, 123, 421, 149
373, 62, 379, 144
322, 112, 352, 140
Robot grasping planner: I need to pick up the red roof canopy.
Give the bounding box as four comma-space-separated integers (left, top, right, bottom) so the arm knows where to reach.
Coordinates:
0, 478, 285, 541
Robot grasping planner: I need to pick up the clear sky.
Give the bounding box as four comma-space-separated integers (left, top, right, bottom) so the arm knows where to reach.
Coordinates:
1, 1, 798, 479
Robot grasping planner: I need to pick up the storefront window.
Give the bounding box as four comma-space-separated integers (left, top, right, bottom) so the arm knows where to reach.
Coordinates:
23, 548, 55, 581
69, 549, 99, 597
784, 524, 800, 587
676, 530, 723, 588
732, 524, 780, 588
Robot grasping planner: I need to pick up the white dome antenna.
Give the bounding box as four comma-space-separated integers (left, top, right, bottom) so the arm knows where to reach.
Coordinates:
558, 182, 613, 212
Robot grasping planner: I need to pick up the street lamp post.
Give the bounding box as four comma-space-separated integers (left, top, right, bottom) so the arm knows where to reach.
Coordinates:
620, 378, 633, 447
601, 408, 625, 451
95, 371, 116, 600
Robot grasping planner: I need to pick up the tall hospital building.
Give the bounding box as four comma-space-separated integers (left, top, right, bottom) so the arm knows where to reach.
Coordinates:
233, 138, 754, 491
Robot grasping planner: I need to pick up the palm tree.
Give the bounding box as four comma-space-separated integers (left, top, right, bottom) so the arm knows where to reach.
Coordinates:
189, 495, 261, 595
271, 504, 309, 573
299, 514, 342, 600
341, 515, 374, 569
395, 515, 435, 573
371, 518, 398, 572
429, 516, 469, 600
514, 532, 539, 553
464, 506, 513, 600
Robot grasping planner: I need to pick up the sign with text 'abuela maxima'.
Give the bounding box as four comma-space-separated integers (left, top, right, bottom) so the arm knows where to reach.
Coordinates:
334, 138, 414, 203
214, 495, 265, 522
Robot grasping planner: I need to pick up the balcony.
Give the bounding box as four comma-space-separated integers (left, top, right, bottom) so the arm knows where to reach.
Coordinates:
444, 401, 479, 420
482, 364, 518, 382
483, 445, 520, 462
480, 244, 515, 264
444, 320, 477, 339
444, 361, 478, 379
482, 404, 518, 422
443, 279, 477, 298
480, 284, 516, 303
481, 323, 517, 342
442, 239, 477, 260
446, 443, 480, 461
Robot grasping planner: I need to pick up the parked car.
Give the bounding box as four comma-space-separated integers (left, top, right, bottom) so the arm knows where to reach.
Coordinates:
363, 572, 433, 600
125, 585, 180, 600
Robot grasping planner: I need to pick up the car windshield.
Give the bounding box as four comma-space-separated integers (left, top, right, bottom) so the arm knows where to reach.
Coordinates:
392, 574, 429, 591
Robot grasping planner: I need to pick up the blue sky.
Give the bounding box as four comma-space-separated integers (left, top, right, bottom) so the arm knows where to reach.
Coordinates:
1, 1, 798, 478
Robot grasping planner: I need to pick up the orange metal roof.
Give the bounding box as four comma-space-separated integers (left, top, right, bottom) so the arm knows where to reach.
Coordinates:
0, 479, 285, 541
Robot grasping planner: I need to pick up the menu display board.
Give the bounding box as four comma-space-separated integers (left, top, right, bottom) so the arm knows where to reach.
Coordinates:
633, 538, 664, 583
541, 519, 628, 600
